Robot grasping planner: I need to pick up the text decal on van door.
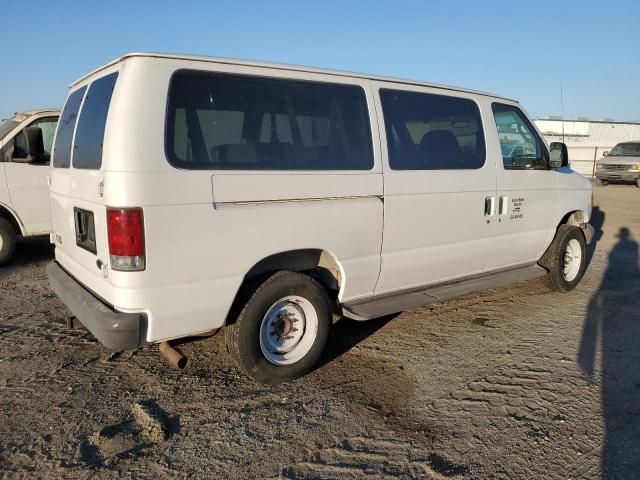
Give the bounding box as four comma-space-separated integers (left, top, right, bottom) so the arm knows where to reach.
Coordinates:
510, 197, 525, 220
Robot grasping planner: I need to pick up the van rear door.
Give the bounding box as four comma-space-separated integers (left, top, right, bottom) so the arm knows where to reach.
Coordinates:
50, 73, 118, 291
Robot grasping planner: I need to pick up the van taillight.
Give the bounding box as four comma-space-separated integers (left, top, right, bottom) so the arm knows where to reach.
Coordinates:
107, 208, 145, 271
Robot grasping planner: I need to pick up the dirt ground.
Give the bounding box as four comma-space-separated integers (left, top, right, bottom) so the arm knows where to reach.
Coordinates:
0, 184, 638, 479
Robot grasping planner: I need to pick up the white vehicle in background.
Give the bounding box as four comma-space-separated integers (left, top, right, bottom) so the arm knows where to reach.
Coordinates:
47, 53, 593, 384
0, 109, 60, 265
595, 141, 640, 187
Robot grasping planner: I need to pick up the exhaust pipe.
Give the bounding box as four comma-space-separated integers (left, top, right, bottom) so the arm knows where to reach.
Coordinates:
159, 342, 187, 369
65, 316, 85, 330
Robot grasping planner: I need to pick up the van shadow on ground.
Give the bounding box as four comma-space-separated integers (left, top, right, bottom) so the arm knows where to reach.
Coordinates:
319, 206, 608, 371
317, 313, 398, 369
586, 206, 605, 268
578, 223, 640, 478
0, 236, 53, 277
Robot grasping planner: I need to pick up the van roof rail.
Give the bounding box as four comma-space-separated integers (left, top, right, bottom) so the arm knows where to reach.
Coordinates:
69, 52, 517, 103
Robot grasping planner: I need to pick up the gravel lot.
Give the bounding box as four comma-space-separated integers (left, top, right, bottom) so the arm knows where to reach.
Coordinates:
0, 184, 638, 479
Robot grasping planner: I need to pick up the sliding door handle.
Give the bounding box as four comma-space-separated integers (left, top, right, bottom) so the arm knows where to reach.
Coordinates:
484, 196, 495, 216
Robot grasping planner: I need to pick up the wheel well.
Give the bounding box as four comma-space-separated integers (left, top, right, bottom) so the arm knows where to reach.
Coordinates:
0, 205, 22, 235
224, 249, 343, 326
245, 249, 342, 291
540, 210, 589, 269
559, 210, 587, 228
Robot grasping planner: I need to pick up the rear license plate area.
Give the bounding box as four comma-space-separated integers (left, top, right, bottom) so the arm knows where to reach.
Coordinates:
74, 207, 97, 254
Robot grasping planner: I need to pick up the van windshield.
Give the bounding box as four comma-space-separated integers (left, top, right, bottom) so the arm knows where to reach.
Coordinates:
609, 143, 640, 156
0, 119, 20, 140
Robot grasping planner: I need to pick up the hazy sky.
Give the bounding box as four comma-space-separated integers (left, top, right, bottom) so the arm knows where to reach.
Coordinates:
2, 0, 639, 122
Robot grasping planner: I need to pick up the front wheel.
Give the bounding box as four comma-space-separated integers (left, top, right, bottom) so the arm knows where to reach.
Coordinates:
636, 178, 640, 188
0, 218, 17, 267
225, 271, 331, 384
540, 225, 587, 292
596, 178, 608, 186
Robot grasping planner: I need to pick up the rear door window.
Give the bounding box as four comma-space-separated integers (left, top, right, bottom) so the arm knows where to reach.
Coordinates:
166, 70, 374, 170
52, 87, 86, 168
73, 72, 118, 169
380, 89, 486, 170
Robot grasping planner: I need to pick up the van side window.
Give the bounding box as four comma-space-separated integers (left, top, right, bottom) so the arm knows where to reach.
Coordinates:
492, 103, 547, 170
13, 130, 29, 158
380, 89, 486, 170
13, 117, 58, 160
31, 117, 58, 156
166, 70, 374, 170
12, 117, 58, 164
53, 87, 86, 168
73, 72, 119, 170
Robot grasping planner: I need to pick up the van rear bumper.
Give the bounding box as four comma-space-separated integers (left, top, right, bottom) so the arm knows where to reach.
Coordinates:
47, 262, 143, 350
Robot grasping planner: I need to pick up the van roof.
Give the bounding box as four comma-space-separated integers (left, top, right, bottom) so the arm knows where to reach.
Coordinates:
70, 52, 517, 103
5, 109, 61, 123
14, 108, 61, 117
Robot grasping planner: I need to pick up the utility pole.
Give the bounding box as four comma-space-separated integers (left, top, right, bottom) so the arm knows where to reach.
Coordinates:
560, 81, 565, 143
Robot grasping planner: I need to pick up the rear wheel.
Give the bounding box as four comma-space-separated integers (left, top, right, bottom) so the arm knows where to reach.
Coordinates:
0, 218, 17, 267
596, 178, 608, 186
541, 225, 586, 292
225, 271, 331, 384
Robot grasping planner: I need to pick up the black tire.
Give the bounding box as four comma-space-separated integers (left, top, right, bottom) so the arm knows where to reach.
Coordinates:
540, 225, 586, 292
596, 178, 608, 186
636, 178, 640, 188
0, 218, 17, 267
225, 270, 332, 384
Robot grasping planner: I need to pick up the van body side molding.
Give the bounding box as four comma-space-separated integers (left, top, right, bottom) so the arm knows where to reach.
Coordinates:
342, 264, 547, 320
211, 173, 383, 206
213, 195, 383, 209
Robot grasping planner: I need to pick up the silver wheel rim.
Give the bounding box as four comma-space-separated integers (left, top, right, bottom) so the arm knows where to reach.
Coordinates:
563, 238, 582, 282
259, 295, 318, 366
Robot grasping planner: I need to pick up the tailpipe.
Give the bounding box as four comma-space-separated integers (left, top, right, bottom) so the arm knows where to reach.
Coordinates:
159, 341, 187, 369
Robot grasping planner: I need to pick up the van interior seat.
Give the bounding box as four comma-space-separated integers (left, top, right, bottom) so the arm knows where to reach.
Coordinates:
211, 142, 296, 169
419, 130, 463, 169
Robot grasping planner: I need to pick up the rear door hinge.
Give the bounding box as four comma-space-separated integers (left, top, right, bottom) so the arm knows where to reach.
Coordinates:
98, 180, 104, 197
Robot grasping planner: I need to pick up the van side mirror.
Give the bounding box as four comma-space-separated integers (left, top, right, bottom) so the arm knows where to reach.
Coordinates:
12, 127, 47, 163
549, 142, 568, 168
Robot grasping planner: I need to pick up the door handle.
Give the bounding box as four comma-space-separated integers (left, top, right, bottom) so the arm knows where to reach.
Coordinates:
484, 196, 495, 216
499, 195, 508, 215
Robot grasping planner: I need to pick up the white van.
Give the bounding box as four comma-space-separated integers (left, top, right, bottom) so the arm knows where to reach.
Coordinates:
47, 53, 593, 383
0, 109, 60, 265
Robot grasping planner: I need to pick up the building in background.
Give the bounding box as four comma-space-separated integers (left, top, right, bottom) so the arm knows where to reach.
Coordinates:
534, 118, 640, 177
